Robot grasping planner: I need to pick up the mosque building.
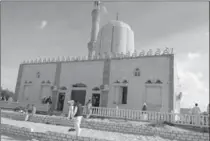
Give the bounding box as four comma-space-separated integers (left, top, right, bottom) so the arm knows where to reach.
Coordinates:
14, 1, 181, 114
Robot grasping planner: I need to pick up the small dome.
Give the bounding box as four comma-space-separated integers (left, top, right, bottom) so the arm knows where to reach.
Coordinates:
107, 20, 132, 30
95, 20, 135, 55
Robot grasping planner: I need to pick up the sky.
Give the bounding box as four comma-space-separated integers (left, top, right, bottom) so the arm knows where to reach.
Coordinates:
1, 1, 209, 111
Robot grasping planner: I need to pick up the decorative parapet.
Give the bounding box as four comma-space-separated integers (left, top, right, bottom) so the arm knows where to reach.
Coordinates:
24, 80, 33, 86
41, 80, 51, 86
24, 80, 32, 84
92, 87, 100, 91
113, 79, 129, 87
59, 86, 67, 90
72, 83, 87, 87
145, 79, 163, 87
21, 47, 174, 65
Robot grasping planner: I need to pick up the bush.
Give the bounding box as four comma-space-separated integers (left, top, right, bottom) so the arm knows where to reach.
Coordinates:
1, 87, 14, 100
14, 106, 25, 112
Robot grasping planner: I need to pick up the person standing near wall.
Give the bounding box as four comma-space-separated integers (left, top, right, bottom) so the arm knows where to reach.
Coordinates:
67, 100, 74, 119
31, 104, 36, 115
47, 96, 53, 115
190, 103, 201, 125
203, 104, 210, 126
24, 104, 30, 121
86, 99, 92, 118
70, 100, 83, 136
142, 103, 148, 120
142, 103, 147, 111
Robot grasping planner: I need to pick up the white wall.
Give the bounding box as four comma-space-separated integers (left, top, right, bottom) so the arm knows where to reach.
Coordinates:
40, 85, 52, 99
59, 61, 104, 113
19, 64, 57, 103
108, 56, 172, 112
17, 55, 173, 112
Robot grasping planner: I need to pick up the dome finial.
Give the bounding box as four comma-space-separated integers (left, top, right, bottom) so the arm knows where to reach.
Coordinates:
116, 12, 119, 21
94, 1, 100, 9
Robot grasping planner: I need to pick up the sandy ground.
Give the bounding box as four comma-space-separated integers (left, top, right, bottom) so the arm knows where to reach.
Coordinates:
2, 118, 179, 141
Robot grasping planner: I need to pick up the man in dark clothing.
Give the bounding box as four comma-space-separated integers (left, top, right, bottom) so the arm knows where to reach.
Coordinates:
142, 103, 147, 111
46, 96, 53, 115
71, 100, 83, 136
142, 103, 148, 120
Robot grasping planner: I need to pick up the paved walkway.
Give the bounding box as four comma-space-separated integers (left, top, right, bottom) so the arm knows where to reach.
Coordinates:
2, 118, 178, 141
1, 134, 32, 141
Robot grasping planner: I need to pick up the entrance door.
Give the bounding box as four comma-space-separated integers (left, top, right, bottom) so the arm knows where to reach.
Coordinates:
57, 93, 65, 111
92, 93, 100, 107
71, 90, 86, 106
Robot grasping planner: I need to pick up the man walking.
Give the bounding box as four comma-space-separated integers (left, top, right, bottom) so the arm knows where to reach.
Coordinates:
70, 100, 83, 136
25, 104, 30, 121
31, 104, 36, 115
67, 100, 74, 119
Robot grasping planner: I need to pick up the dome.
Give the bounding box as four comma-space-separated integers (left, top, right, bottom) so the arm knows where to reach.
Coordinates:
95, 20, 135, 55
107, 20, 132, 30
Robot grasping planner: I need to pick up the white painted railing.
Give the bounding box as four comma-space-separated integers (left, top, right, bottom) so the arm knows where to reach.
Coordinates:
1, 101, 209, 128
84, 107, 209, 128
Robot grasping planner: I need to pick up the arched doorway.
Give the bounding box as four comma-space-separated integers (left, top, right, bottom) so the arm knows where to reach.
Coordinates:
70, 83, 87, 106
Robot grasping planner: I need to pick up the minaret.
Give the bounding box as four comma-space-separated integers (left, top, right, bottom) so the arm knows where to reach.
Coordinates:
88, 1, 101, 58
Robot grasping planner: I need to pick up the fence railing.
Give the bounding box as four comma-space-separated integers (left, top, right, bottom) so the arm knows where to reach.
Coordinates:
1, 101, 209, 128
84, 107, 209, 128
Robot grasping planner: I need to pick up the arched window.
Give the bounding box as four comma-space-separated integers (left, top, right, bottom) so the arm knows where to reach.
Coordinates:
134, 68, 140, 76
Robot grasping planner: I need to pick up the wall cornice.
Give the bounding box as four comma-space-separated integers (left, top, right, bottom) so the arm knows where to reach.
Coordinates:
20, 48, 174, 65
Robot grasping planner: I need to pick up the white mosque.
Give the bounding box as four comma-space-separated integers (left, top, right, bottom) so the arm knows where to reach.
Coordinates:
14, 1, 181, 114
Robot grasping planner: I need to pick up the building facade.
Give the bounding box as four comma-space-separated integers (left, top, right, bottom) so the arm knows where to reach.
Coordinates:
14, 52, 176, 114
13, 1, 180, 114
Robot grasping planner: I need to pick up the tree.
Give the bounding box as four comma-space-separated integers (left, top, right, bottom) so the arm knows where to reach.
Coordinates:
0, 87, 14, 100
